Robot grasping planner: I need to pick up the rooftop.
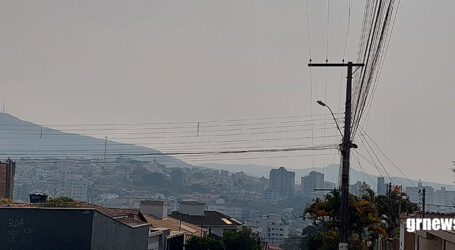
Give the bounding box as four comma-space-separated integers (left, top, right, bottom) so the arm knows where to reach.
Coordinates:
144, 215, 207, 237
169, 210, 243, 227
0, 201, 148, 228
180, 201, 205, 205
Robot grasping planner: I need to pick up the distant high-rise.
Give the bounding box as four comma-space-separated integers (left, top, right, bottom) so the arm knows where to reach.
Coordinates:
64, 174, 88, 201
377, 177, 386, 195
269, 167, 295, 199
0, 159, 15, 200
301, 171, 324, 194
405, 181, 434, 206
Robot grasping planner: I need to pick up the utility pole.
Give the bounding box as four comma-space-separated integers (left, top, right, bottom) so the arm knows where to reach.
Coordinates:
422, 188, 426, 219
104, 136, 108, 161
309, 61, 364, 250
398, 185, 402, 226
388, 182, 392, 234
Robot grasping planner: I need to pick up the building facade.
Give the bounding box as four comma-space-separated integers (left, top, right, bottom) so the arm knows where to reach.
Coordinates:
247, 214, 289, 244
0, 207, 149, 250
269, 167, 295, 199
377, 177, 386, 195
301, 171, 324, 195
400, 213, 455, 250
405, 181, 434, 209
169, 201, 243, 238
0, 159, 15, 200
64, 174, 88, 201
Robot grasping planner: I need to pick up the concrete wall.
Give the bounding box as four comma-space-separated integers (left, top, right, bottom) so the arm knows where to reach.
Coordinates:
91, 211, 148, 250
209, 225, 238, 237
0, 208, 93, 250
180, 202, 204, 216
445, 241, 455, 249
140, 201, 167, 219
148, 234, 161, 250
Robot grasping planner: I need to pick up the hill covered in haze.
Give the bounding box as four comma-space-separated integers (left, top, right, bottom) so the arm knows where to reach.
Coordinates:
0, 112, 191, 168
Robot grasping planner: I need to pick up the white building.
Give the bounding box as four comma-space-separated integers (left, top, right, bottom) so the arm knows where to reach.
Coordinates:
64, 174, 88, 201
263, 188, 280, 203
431, 187, 455, 213
247, 214, 289, 244
405, 181, 434, 207
377, 177, 386, 195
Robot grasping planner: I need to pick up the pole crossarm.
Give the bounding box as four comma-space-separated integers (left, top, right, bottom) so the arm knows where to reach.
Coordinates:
308, 62, 364, 67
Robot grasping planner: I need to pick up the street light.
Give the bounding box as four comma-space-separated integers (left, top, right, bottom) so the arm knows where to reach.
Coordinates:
316, 100, 343, 137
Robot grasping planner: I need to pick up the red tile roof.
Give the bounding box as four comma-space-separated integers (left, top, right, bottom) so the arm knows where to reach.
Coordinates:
144, 215, 207, 237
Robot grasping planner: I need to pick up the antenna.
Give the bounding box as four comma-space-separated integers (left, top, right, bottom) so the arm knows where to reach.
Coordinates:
104, 136, 108, 161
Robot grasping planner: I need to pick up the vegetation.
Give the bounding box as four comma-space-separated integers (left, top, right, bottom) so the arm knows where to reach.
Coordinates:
185, 237, 224, 250
39, 196, 75, 207
0, 198, 12, 203
303, 186, 418, 249
185, 227, 261, 250
223, 227, 261, 250
281, 234, 303, 250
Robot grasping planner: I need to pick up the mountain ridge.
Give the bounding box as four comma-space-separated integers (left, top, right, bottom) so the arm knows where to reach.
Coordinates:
0, 112, 192, 168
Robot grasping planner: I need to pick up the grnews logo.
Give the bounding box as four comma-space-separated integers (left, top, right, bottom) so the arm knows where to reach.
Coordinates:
406, 218, 455, 232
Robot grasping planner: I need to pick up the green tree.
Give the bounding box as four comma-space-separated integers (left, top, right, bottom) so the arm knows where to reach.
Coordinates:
374, 190, 418, 237
185, 227, 261, 250
223, 227, 261, 250
185, 236, 224, 250
0, 198, 12, 203
303, 189, 385, 249
281, 234, 303, 250
40, 196, 75, 207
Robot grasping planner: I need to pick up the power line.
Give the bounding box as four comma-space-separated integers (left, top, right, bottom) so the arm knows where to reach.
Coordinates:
0, 134, 339, 148
351, 0, 399, 138
0, 144, 338, 157
357, 134, 398, 186
343, 0, 353, 61
0, 120, 342, 136
6, 113, 337, 128
305, 0, 312, 59
12, 152, 339, 165
362, 0, 401, 130
360, 128, 414, 187
0, 143, 336, 154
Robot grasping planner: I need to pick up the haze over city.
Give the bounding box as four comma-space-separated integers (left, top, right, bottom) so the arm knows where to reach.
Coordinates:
0, 1, 453, 184
1, 1, 455, 249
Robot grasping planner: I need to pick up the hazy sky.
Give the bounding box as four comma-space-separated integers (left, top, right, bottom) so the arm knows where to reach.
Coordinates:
0, 1, 453, 184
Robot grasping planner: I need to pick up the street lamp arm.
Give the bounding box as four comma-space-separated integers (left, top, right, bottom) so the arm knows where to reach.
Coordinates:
316, 101, 343, 138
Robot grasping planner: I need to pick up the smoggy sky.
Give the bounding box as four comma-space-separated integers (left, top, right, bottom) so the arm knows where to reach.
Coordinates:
0, 1, 453, 184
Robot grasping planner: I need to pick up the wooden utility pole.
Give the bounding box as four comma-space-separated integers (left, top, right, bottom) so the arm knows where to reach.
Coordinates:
397, 185, 402, 226
308, 61, 364, 250
422, 188, 426, 219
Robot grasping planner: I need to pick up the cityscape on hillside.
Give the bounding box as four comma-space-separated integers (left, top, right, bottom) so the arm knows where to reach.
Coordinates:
1, 1, 454, 250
